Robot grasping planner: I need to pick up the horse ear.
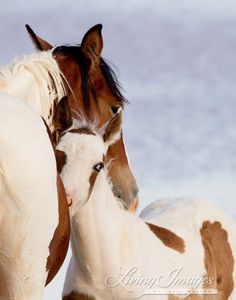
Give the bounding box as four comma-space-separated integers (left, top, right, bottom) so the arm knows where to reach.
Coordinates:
81, 24, 103, 68
25, 24, 53, 51
53, 96, 72, 132
103, 108, 122, 146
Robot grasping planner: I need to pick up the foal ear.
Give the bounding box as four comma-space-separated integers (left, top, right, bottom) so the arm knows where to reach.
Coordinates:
53, 96, 72, 132
81, 24, 103, 68
103, 108, 122, 146
25, 24, 53, 51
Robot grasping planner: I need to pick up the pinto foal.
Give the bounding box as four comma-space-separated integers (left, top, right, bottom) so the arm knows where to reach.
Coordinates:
55, 100, 236, 300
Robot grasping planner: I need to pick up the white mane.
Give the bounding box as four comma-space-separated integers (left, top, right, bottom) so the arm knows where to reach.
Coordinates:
0, 51, 67, 126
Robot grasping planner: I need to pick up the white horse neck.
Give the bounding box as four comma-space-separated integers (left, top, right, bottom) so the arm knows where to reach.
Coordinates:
70, 172, 122, 270
64, 171, 163, 298
0, 52, 66, 128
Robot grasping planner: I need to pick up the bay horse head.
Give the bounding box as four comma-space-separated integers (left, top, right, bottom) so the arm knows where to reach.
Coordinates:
26, 24, 139, 211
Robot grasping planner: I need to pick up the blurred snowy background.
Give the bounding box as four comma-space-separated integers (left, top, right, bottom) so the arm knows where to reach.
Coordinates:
0, 0, 236, 298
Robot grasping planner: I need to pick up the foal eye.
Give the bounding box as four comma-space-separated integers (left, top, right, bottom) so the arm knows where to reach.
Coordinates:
93, 162, 104, 172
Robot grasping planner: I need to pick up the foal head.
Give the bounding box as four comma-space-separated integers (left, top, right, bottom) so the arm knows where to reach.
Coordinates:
55, 98, 122, 214
26, 24, 139, 211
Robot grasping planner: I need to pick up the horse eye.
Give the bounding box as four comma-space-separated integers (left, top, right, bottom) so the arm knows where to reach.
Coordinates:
111, 106, 121, 115
93, 162, 104, 172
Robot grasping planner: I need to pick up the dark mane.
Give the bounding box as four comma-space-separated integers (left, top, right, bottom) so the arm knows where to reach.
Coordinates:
100, 57, 127, 104
53, 45, 128, 113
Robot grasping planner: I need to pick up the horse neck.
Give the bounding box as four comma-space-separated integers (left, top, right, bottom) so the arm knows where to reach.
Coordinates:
67, 171, 162, 297
70, 171, 125, 278
1, 70, 51, 124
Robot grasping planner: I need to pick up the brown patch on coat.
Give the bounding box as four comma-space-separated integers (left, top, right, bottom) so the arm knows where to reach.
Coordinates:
63, 291, 95, 300
200, 221, 234, 299
146, 223, 185, 254
55, 150, 67, 173
88, 171, 99, 199
41, 118, 70, 285
46, 174, 70, 285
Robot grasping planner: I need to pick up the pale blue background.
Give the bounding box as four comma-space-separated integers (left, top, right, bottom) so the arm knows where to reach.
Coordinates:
0, 0, 236, 298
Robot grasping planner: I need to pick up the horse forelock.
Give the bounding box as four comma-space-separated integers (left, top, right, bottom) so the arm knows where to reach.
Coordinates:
0, 51, 67, 128
65, 111, 99, 135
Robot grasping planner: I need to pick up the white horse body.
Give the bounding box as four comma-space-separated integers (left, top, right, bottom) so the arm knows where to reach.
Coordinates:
0, 51, 67, 299
54, 111, 236, 299
0, 93, 59, 299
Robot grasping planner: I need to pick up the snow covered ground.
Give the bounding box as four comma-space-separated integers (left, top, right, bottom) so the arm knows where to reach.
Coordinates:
0, 0, 236, 298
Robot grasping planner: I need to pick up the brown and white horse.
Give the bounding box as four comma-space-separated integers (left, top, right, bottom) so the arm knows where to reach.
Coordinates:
55, 100, 236, 300
26, 24, 139, 212
0, 53, 70, 298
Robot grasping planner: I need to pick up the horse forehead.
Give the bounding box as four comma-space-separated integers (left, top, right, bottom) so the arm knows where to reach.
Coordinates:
53, 46, 80, 75
61, 132, 105, 156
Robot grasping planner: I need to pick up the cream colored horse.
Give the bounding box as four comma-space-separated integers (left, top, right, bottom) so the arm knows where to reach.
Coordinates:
55, 100, 236, 300
0, 52, 70, 299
